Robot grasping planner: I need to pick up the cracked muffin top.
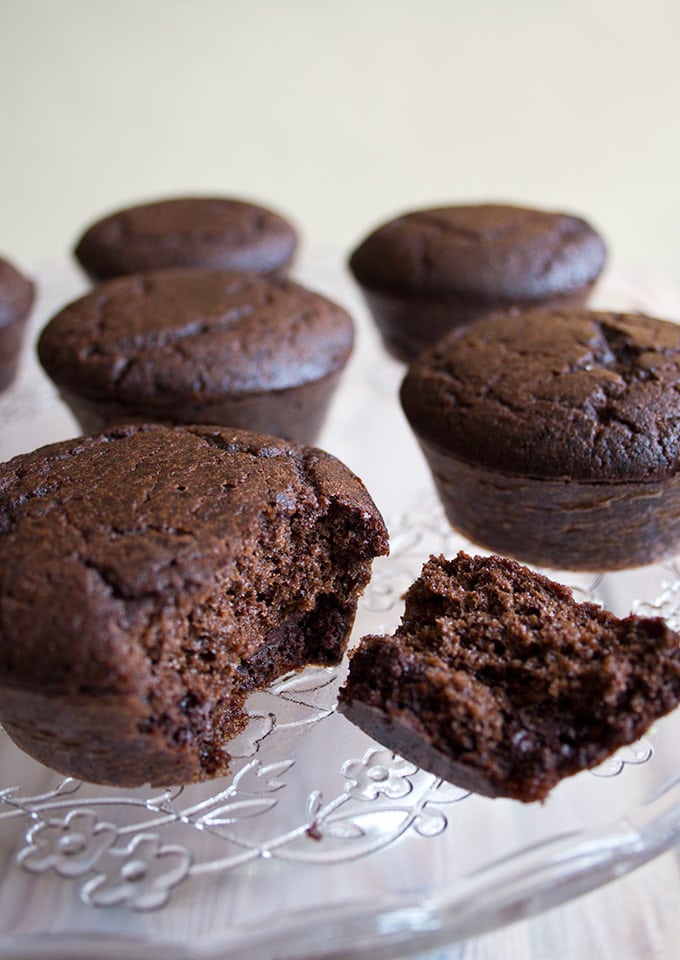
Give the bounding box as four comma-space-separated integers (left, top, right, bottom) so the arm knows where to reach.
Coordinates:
74, 196, 297, 281
400, 309, 680, 482
349, 204, 606, 302
0, 422, 387, 693
38, 268, 354, 403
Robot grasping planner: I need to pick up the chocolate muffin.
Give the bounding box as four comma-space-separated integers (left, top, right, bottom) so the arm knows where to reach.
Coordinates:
74, 196, 297, 282
0, 255, 34, 391
0, 424, 388, 787
37, 268, 354, 444
349, 203, 606, 361
338, 553, 680, 802
401, 309, 680, 570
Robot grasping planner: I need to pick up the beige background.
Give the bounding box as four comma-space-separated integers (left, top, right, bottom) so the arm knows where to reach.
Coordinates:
2, 0, 680, 282
2, 2, 680, 958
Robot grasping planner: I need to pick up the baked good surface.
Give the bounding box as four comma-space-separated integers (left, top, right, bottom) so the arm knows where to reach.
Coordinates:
38, 268, 354, 444
0, 255, 34, 391
349, 203, 606, 360
338, 553, 680, 802
0, 424, 388, 787
74, 196, 297, 281
400, 308, 680, 569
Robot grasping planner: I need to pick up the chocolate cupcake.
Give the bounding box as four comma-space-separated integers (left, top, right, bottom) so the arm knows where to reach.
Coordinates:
0, 423, 388, 787
401, 309, 680, 570
74, 196, 297, 282
339, 553, 680, 802
0, 255, 34, 391
349, 203, 606, 361
38, 268, 354, 444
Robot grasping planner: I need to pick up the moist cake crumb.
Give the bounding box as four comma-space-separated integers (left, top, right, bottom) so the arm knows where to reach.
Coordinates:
338, 552, 680, 802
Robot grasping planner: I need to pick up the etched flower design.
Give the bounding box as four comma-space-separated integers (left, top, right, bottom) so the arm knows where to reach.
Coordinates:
412, 805, 449, 838
342, 748, 416, 801
18, 809, 117, 878
81, 833, 192, 910
413, 779, 470, 837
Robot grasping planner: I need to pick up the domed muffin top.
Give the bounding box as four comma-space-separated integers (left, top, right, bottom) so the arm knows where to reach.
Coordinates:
401, 309, 680, 482
74, 196, 297, 280
350, 204, 606, 302
38, 268, 354, 403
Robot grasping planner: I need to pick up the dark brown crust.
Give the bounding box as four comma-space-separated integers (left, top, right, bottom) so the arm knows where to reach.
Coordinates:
0, 424, 388, 786
416, 437, 680, 571
0, 255, 34, 391
37, 269, 354, 444
350, 204, 606, 301
338, 553, 680, 802
401, 309, 680, 482
359, 284, 594, 363
55, 369, 346, 445
349, 203, 606, 361
400, 309, 680, 569
74, 196, 297, 281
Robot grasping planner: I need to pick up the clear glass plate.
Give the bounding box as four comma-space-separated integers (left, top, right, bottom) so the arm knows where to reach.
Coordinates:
1, 257, 679, 960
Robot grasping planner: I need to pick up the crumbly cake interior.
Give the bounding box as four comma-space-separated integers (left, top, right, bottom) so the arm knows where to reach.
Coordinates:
145, 498, 377, 779
339, 553, 680, 801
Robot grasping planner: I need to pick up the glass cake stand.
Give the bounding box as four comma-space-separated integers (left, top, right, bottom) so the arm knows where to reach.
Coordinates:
0, 257, 679, 960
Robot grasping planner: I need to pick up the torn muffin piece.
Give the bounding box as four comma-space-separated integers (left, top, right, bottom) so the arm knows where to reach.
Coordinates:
338, 553, 680, 802
0, 424, 388, 786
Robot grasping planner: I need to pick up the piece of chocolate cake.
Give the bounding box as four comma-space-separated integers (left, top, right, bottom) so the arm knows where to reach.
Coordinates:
339, 553, 680, 802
